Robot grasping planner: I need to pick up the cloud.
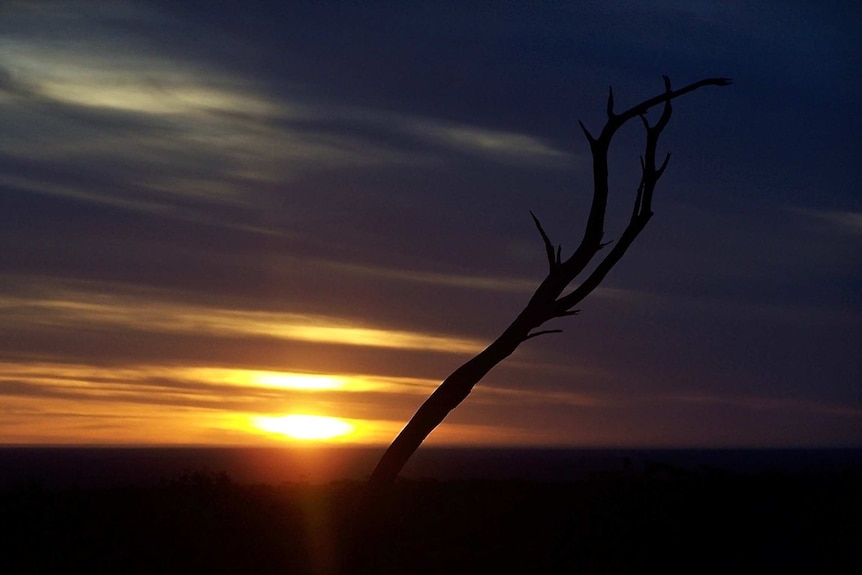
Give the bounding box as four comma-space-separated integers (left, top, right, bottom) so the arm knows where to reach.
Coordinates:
0, 361, 439, 404
789, 207, 862, 236
0, 285, 484, 354
0, 393, 250, 445
0, 2, 574, 220
323, 260, 539, 293
399, 117, 572, 165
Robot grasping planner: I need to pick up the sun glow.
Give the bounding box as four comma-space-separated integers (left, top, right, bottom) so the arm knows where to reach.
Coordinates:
248, 372, 346, 390
253, 414, 355, 441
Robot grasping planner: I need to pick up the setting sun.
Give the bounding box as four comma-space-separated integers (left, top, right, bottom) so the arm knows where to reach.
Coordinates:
253, 414, 355, 441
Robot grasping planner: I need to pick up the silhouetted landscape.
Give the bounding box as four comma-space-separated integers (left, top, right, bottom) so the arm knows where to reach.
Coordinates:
2, 448, 860, 574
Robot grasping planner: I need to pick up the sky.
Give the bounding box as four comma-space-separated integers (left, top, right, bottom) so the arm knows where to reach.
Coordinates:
1, 1, 860, 448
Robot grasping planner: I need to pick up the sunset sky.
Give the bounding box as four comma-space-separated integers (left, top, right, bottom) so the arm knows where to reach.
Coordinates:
1, 1, 859, 448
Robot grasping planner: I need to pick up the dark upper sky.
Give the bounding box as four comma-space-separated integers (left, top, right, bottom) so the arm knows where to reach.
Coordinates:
1, 1, 860, 447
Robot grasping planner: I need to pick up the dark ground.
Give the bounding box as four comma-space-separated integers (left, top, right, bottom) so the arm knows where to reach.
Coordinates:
2, 465, 860, 574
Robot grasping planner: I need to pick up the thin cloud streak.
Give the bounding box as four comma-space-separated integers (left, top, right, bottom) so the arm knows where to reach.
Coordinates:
0, 290, 484, 354
402, 118, 573, 165
787, 207, 862, 236
0, 361, 440, 409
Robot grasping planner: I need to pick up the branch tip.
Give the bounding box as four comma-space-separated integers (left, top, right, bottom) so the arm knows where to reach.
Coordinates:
555, 309, 580, 318
530, 210, 556, 268
657, 152, 671, 176
607, 86, 615, 117
578, 120, 595, 143
525, 329, 564, 341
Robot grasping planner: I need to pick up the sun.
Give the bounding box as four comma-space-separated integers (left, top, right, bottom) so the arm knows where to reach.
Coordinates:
253, 414, 355, 441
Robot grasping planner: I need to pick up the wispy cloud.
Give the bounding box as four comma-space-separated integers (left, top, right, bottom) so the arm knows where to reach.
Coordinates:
323, 260, 539, 293
0, 361, 438, 403
0, 0, 573, 231
0, 286, 483, 354
789, 207, 862, 236
0, 394, 251, 445
399, 117, 572, 166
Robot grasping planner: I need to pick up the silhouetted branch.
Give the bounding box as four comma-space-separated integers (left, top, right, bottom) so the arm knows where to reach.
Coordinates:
524, 329, 564, 341
365, 76, 730, 495
530, 211, 557, 270
610, 77, 730, 129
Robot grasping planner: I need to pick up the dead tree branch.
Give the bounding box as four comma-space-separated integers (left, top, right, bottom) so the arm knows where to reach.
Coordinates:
366, 76, 731, 494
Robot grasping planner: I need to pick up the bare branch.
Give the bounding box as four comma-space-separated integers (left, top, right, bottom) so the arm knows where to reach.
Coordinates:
530, 211, 556, 270
631, 177, 645, 223
654, 76, 674, 132
555, 77, 691, 313
578, 120, 596, 144
656, 152, 671, 178
554, 219, 646, 315
365, 76, 731, 495
524, 329, 563, 341
553, 309, 580, 318
606, 85, 615, 118
638, 114, 649, 131
607, 77, 730, 132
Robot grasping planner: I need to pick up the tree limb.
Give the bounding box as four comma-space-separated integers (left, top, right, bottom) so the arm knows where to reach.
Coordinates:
365, 76, 730, 495
530, 211, 557, 271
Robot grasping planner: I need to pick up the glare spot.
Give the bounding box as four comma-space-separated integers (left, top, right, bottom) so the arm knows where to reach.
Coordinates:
253, 414, 354, 441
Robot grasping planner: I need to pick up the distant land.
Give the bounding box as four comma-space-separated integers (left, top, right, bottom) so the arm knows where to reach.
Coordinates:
1, 446, 860, 488
3, 446, 861, 573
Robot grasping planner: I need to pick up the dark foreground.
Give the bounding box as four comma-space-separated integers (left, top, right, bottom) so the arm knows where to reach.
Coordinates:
2, 467, 860, 574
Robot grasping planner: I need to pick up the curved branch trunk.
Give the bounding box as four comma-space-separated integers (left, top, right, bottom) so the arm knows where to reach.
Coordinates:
367, 309, 537, 492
